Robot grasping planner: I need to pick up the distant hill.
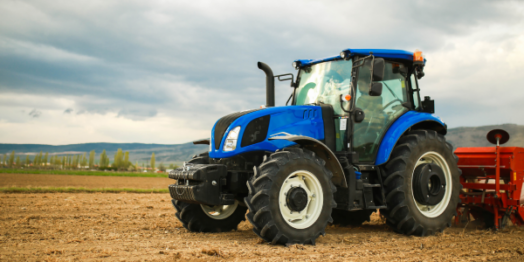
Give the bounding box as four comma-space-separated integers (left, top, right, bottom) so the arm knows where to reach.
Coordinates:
446, 124, 524, 149
1, 124, 522, 164
0, 142, 208, 164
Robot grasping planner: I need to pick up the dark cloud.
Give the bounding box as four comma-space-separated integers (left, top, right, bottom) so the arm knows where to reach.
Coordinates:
64, 108, 73, 114
0, 0, 523, 143
28, 109, 41, 118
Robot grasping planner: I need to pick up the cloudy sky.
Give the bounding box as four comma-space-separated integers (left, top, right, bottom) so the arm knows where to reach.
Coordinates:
1, 0, 523, 145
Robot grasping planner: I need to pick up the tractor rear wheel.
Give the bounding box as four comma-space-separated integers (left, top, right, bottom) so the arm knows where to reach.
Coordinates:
382, 130, 460, 236
244, 147, 337, 245
172, 200, 247, 232
331, 209, 375, 226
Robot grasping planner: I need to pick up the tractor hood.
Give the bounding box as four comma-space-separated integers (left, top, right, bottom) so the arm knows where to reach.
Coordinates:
209, 105, 326, 158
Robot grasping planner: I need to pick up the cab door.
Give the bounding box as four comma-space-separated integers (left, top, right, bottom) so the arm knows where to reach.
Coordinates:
352, 60, 410, 163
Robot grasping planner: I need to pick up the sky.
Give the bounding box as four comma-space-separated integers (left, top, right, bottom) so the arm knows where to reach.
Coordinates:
1, 0, 523, 145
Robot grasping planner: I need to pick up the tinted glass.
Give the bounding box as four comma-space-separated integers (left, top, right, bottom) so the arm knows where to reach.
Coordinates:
353, 61, 409, 162
295, 60, 352, 116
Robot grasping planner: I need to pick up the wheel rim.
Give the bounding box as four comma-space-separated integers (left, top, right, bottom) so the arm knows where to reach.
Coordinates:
200, 200, 238, 220
411, 151, 452, 218
279, 170, 324, 229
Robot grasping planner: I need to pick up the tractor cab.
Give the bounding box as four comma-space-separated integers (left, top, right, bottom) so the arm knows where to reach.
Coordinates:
292, 49, 431, 163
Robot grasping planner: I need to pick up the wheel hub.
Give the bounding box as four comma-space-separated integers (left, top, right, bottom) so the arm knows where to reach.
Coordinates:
200, 200, 238, 220
413, 163, 446, 205
286, 187, 308, 212
278, 170, 324, 229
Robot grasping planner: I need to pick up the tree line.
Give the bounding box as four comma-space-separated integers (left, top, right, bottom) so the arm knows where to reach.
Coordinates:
0, 149, 176, 172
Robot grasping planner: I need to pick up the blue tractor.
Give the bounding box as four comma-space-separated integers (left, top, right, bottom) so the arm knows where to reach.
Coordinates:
168, 49, 461, 245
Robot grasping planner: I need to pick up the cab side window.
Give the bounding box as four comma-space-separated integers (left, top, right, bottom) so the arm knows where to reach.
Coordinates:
353, 61, 409, 162
380, 63, 409, 119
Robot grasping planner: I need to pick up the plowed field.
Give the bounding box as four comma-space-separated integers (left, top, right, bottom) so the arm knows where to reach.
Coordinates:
1, 193, 523, 261
0, 173, 171, 189
1, 174, 524, 261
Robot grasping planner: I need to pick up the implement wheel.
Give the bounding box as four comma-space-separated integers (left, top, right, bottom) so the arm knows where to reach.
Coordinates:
382, 130, 461, 236
173, 200, 247, 232
331, 209, 375, 226
244, 147, 337, 245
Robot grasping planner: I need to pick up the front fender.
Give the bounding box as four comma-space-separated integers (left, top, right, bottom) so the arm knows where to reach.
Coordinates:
269, 135, 348, 188
375, 111, 446, 165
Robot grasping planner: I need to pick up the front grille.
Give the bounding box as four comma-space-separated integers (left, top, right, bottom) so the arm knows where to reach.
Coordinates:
214, 109, 262, 150
241, 115, 270, 147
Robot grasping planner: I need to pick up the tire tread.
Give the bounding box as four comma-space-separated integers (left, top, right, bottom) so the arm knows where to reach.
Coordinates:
244, 147, 335, 245
382, 130, 461, 236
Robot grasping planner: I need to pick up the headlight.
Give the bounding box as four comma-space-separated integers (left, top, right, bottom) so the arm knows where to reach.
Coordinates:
223, 126, 241, 152
292, 61, 301, 69
340, 51, 346, 59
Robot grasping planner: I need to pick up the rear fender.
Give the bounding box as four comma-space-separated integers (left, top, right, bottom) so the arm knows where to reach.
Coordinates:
375, 111, 446, 165
269, 135, 348, 188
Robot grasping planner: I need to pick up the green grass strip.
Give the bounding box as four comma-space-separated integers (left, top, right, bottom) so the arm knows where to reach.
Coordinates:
0, 168, 168, 178
0, 186, 169, 193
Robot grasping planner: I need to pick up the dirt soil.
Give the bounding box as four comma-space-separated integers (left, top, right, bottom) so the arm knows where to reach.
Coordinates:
1, 193, 523, 261
0, 173, 172, 189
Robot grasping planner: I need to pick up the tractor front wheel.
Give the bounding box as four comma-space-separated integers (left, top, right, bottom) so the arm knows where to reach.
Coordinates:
187, 152, 209, 164
244, 147, 337, 245
173, 200, 247, 232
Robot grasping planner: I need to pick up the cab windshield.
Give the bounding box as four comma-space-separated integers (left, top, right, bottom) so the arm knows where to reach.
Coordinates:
294, 59, 353, 116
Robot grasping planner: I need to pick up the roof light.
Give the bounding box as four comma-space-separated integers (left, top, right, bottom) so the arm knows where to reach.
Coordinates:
292, 61, 301, 69
413, 50, 424, 62
340, 50, 350, 60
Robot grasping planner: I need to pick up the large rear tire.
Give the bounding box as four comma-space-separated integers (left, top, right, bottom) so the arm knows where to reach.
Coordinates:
382, 130, 460, 236
173, 200, 247, 232
244, 147, 337, 245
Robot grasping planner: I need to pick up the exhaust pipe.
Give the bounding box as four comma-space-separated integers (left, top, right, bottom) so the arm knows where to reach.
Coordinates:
257, 62, 275, 107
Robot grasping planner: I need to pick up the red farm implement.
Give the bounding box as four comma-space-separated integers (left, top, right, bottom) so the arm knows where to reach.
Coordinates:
455, 129, 524, 229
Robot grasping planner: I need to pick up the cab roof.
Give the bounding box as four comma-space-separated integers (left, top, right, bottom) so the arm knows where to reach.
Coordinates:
295, 49, 424, 68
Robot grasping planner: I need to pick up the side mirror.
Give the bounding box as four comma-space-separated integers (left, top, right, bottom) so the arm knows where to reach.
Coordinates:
369, 82, 382, 96
372, 58, 385, 81
353, 108, 365, 123
275, 73, 296, 88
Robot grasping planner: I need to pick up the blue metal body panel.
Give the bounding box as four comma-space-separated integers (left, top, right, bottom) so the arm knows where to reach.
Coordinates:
295, 56, 340, 68
209, 108, 445, 166
374, 111, 446, 165
295, 49, 425, 68
344, 49, 414, 60
209, 106, 325, 158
